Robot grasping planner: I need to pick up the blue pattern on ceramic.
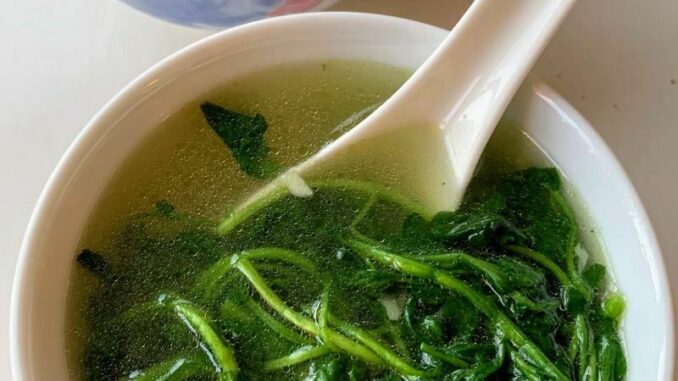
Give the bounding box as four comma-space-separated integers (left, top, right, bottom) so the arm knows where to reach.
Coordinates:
121, 0, 283, 28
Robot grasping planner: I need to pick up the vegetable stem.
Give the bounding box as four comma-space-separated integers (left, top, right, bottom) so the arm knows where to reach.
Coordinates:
385, 320, 409, 359
574, 314, 589, 379
160, 296, 239, 381
549, 191, 578, 277
264, 345, 331, 371
217, 181, 287, 235
124, 356, 208, 381
316, 285, 340, 352
419, 343, 470, 368
506, 245, 571, 286
220, 298, 252, 322
329, 313, 432, 377
233, 257, 384, 365
583, 320, 598, 381
195, 247, 317, 299
420, 252, 509, 290
234, 257, 318, 333
350, 195, 378, 230
217, 178, 429, 235
245, 299, 312, 345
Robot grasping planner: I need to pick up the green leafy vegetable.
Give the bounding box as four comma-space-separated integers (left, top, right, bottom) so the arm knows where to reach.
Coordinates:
76, 249, 113, 283
158, 295, 240, 381
76, 166, 625, 380
201, 102, 281, 179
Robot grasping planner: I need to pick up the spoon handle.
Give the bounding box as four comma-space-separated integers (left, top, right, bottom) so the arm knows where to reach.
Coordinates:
289, 0, 575, 214
357, 0, 576, 204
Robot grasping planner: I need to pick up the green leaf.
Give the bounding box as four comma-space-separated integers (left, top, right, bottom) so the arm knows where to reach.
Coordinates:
494, 258, 546, 290
445, 342, 504, 381
346, 360, 369, 381
597, 323, 627, 381
340, 269, 401, 293
305, 356, 347, 381
510, 292, 559, 314
154, 200, 176, 218
419, 342, 471, 368
440, 342, 496, 365
201, 102, 280, 179
419, 315, 446, 344
498, 168, 577, 267
582, 263, 607, 290
430, 210, 527, 248
564, 285, 588, 314
76, 249, 113, 283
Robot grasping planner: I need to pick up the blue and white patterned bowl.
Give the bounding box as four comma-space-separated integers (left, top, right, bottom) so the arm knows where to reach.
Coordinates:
121, 0, 338, 28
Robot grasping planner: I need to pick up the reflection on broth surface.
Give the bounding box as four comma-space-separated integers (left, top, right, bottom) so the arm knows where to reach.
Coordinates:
67, 60, 626, 381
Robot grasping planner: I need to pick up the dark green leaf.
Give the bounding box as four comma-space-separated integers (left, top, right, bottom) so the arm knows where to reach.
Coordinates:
76, 249, 113, 283
494, 258, 546, 290
445, 342, 504, 381
582, 263, 606, 291
498, 168, 577, 267
306, 356, 347, 381
430, 210, 527, 248
201, 102, 280, 179
597, 323, 627, 381
154, 200, 176, 218
564, 285, 588, 314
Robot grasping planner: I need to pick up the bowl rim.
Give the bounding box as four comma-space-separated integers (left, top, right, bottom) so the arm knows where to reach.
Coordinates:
9, 11, 674, 380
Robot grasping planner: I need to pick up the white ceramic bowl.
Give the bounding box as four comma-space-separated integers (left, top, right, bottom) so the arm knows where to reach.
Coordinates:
10, 12, 673, 381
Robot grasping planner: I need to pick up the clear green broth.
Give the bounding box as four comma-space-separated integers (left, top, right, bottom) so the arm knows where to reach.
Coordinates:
67, 60, 625, 381
67, 59, 411, 377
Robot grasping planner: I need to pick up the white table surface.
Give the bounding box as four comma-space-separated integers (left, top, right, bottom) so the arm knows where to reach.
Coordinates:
1, 0, 677, 378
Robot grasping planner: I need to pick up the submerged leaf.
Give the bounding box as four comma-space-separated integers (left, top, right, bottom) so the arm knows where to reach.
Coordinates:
76, 249, 113, 283
201, 102, 280, 179
154, 200, 176, 218
306, 356, 349, 381
445, 342, 504, 381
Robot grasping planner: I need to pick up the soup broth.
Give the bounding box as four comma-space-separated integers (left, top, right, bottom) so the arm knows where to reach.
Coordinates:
67, 60, 626, 381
